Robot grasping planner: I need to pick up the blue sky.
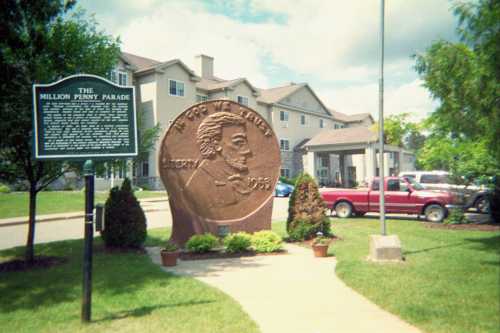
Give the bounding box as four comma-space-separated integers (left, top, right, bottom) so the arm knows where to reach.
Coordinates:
79, 0, 459, 119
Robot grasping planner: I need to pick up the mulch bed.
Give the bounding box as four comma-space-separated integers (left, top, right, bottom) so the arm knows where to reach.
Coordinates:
423, 222, 500, 232
0, 256, 67, 273
179, 249, 287, 261
285, 235, 342, 247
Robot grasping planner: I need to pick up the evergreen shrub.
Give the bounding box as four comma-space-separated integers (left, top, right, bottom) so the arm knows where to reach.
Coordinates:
101, 178, 147, 248
287, 173, 330, 241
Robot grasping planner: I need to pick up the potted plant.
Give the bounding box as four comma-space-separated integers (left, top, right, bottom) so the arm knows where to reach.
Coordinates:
160, 242, 179, 267
311, 232, 330, 257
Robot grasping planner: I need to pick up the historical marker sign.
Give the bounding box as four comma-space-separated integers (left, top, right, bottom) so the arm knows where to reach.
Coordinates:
159, 100, 281, 245
33, 74, 138, 159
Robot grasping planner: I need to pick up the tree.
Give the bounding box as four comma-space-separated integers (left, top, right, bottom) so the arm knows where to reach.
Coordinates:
101, 178, 147, 248
414, 0, 500, 165
371, 113, 424, 150
0, 1, 120, 263
286, 173, 330, 241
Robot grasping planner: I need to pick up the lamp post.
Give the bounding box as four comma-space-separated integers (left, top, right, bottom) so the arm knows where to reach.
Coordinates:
378, 0, 386, 236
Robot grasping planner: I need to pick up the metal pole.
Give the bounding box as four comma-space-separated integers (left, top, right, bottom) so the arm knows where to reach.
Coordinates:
379, 0, 386, 236
82, 160, 94, 323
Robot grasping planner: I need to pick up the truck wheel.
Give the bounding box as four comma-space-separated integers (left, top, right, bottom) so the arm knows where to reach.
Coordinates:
424, 204, 445, 223
475, 196, 490, 214
335, 201, 353, 218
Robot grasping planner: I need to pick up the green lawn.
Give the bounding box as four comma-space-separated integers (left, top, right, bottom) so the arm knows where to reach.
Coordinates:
0, 228, 259, 333
325, 218, 500, 333
0, 191, 166, 219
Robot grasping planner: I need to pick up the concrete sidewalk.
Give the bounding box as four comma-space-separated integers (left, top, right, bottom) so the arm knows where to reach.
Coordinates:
147, 244, 421, 333
0, 196, 169, 227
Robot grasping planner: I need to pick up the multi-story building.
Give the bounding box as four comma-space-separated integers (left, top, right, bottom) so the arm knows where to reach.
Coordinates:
110, 52, 415, 189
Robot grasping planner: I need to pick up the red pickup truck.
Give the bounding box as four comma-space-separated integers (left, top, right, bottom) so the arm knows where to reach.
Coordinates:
320, 177, 462, 222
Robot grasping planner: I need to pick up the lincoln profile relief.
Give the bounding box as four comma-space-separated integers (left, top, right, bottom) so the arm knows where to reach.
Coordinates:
184, 111, 253, 218
159, 100, 280, 244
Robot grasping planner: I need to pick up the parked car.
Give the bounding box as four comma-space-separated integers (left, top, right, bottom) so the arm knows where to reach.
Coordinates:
399, 171, 490, 213
275, 181, 294, 197
320, 177, 464, 222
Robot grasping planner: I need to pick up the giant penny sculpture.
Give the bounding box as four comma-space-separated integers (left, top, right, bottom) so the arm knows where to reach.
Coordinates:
159, 100, 281, 245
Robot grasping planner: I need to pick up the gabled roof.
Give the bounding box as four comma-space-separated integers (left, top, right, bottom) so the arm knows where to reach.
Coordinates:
256, 83, 304, 104
196, 77, 259, 95
120, 52, 198, 79
257, 83, 332, 116
304, 127, 377, 148
328, 109, 374, 124
120, 52, 161, 71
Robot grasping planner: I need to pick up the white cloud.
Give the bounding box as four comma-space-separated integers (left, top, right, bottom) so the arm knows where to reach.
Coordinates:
319, 79, 438, 121
111, 0, 452, 118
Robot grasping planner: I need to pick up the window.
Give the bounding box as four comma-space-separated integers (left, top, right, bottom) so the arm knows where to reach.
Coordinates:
279, 110, 289, 121
387, 179, 400, 191
109, 70, 117, 84
118, 72, 128, 86
320, 156, 328, 168
402, 174, 416, 181
142, 161, 149, 177
334, 124, 340, 129
169, 79, 185, 97
280, 168, 290, 178
399, 180, 409, 192
110, 70, 128, 86
280, 139, 290, 151
372, 180, 380, 191
237, 96, 249, 106
320, 119, 324, 128
196, 94, 208, 102
420, 174, 449, 184
300, 114, 306, 125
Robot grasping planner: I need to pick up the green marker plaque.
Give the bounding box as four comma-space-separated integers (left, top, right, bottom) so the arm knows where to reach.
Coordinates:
33, 74, 138, 159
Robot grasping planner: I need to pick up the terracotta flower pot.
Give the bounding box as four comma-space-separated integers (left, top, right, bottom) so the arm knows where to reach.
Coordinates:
312, 244, 329, 257
160, 250, 179, 266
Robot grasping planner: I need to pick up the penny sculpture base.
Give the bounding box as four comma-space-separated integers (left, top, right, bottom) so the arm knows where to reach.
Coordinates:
169, 195, 273, 246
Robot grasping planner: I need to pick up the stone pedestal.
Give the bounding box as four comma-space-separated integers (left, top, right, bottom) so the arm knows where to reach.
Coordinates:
369, 235, 402, 262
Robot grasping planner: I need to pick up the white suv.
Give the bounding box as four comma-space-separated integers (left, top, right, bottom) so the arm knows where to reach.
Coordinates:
399, 171, 489, 213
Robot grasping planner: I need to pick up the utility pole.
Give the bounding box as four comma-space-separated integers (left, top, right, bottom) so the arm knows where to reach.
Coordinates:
378, 0, 386, 236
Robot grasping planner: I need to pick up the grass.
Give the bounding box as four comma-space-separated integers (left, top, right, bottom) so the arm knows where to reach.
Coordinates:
0, 191, 166, 219
0, 228, 259, 333
323, 217, 500, 333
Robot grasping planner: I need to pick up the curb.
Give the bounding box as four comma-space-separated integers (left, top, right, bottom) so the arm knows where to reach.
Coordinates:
0, 199, 169, 228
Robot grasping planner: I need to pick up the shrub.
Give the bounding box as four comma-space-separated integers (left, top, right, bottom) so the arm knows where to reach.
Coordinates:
0, 184, 11, 193
101, 178, 147, 248
223, 232, 252, 253
287, 173, 331, 241
186, 233, 219, 253
251, 231, 282, 253
163, 242, 178, 252
444, 208, 467, 225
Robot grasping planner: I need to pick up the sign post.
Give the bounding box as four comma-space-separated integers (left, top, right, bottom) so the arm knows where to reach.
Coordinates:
33, 74, 137, 323
81, 160, 94, 323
